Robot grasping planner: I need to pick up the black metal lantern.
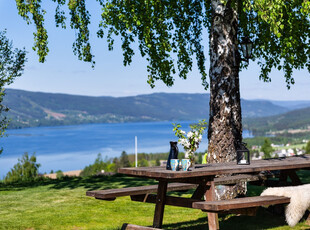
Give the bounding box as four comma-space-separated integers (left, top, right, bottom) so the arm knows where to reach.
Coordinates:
237, 142, 250, 165
240, 36, 253, 63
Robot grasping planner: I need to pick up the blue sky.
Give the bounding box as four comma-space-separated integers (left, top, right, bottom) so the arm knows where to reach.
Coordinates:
1, 1, 309, 100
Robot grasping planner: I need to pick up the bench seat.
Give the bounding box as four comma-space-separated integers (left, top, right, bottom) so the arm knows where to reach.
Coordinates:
192, 195, 290, 212
86, 173, 270, 201
86, 183, 198, 200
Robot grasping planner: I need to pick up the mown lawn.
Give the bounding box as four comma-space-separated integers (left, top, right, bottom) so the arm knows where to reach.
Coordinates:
0, 171, 309, 230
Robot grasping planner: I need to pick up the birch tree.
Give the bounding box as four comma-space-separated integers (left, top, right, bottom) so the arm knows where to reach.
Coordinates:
0, 30, 26, 152
14, 0, 310, 164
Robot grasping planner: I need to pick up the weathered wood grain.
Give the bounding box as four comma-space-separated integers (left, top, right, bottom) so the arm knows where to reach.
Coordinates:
118, 156, 310, 179
153, 181, 167, 228
205, 179, 219, 230
192, 196, 290, 211
86, 183, 197, 200
87, 174, 268, 200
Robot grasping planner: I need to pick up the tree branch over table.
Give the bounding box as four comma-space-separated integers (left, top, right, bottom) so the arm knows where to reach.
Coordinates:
12, 0, 310, 165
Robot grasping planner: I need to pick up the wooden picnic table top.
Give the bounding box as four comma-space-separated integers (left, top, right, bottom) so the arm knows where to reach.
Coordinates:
118, 155, 310, 180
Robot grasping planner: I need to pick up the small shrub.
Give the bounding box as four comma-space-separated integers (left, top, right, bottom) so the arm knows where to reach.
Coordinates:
139, 159, 149, 167
261, 138, 274, 159
306, 141, 310, 154
80, 153, 109, 177
56, 170, 64, 179
4, 152, 40, 183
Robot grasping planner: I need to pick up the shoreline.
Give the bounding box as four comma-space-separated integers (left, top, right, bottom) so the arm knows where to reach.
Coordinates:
43, 170, 82, 179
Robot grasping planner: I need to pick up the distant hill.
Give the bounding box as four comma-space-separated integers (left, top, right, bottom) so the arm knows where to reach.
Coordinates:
267, 100, 310, 110
3, 89, 292, 129
243, 106, 310, 136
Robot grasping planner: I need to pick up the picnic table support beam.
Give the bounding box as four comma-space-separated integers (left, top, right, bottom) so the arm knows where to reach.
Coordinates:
191, 183, 206, 200
279, 169, 302, 186
306, 212, 310, 226
286, 170, 302, 185
205, 178, 219, 230
153, 180, 168, 228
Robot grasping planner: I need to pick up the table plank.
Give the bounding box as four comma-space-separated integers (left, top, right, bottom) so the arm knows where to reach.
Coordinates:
118, 156, 310, 179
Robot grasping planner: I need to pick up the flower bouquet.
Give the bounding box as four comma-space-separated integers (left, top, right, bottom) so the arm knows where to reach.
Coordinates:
173, 120, 207, 167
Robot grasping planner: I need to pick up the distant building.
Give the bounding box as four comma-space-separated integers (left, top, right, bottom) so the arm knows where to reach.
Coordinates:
271, 143, 284, 148
297, 149, 305, 155
281, 149, 288, 157
287, 148, 295, 156
251, 145, 260, 150
272, 150, 283, 158
160, 160, 167, 167
252, 152, 263, 160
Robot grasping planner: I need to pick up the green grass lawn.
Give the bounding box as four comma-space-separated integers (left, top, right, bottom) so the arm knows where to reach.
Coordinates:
0, 171, 309, 230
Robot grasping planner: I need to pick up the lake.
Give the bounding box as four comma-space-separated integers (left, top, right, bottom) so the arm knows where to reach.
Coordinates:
0, 121, 253, 178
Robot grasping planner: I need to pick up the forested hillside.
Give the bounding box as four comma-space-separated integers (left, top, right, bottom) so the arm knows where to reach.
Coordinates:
243, 107, 310, 136
3, 89, 293, 129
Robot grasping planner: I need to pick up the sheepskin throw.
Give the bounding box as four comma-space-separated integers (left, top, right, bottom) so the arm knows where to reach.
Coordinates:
261, 184, 310, 227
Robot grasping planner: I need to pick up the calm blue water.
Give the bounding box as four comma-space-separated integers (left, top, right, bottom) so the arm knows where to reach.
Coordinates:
0, 121, 253, 178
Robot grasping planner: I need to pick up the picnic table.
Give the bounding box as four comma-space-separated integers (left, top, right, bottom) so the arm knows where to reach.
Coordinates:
88, 155, 310, 230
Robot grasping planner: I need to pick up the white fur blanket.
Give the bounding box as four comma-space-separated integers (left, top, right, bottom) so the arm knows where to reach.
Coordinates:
261, 184, 310, 227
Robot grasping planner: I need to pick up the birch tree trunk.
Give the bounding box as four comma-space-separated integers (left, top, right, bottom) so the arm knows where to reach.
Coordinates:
207, 0, 246, 200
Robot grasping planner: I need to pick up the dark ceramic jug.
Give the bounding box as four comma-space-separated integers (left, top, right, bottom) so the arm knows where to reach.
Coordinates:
166, 141, 179, 170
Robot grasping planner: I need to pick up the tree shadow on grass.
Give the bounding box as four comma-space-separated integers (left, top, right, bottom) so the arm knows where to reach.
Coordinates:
0, 174, 157, 191
50, 174, 157, 191
162, 208, 289, 230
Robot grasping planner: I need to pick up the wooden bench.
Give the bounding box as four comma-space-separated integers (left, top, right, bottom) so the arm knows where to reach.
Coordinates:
86, 173, 269, 201
192, 195, 290, 212
86, 183, 198, 200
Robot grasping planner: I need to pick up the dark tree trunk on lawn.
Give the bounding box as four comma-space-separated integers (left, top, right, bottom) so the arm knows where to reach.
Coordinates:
207, 0, 245, 200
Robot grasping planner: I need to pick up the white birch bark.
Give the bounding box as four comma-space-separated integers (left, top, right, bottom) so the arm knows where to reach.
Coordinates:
208, 0, 245, 200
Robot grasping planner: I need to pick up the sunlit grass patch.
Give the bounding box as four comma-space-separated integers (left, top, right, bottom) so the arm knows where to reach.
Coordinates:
0, 172, 309, 229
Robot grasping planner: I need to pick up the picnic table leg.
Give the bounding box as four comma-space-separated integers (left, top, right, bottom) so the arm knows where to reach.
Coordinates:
279, 169, 302, 186
286, 170, 302, 185
205, 179, 219, 230
153, 180, 168, 228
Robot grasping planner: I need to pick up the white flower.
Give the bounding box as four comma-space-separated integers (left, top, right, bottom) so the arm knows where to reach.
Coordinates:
179, 138, 185, 144
185, 150, 191, 158
180, 130, 186, 135
187, 131, 193, 138
179, 138, 190, 148
184, 141, 190, 148
194, 137, 199, 142
198, 135, 202, 141
195, 131, 199, 136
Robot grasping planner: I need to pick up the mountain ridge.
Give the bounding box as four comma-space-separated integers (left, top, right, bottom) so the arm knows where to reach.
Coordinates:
3, 88, 308, 129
